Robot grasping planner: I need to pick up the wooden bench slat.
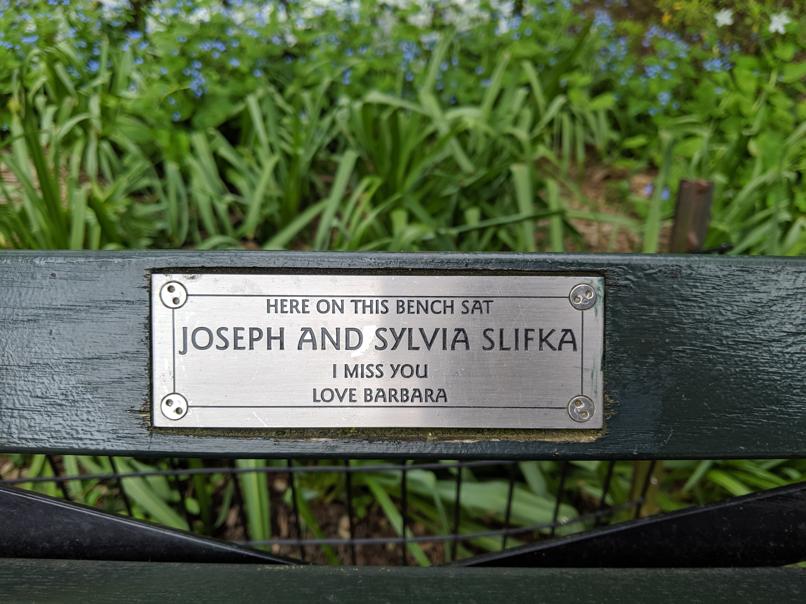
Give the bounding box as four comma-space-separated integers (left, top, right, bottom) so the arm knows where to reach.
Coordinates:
0, 560, 803, 603
0, 251, 803, 459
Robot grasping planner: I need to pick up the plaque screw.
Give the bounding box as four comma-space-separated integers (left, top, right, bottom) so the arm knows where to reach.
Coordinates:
567, 395, 595, 423
160, 281, 188, 309
569, 283, 597, 310
160, 392, 188, 420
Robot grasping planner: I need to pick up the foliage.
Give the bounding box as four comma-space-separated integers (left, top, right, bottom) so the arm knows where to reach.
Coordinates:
0, 0, 803, 254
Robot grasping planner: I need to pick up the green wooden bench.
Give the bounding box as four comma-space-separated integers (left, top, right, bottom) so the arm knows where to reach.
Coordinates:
0, 251, 804, 600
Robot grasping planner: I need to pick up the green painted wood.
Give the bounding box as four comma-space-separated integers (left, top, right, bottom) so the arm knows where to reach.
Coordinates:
0, 560, 803, 603
0, 251, 804, 459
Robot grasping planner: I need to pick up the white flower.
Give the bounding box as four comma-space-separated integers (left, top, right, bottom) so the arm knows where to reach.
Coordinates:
769, 12, 791, 34
408, 12, 431, 28
714, 9, 733, 27
187, 7, 211, 25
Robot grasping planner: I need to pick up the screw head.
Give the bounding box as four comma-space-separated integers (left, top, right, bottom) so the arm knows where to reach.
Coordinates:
567, 395, 595, 423
160, 392, 188, 420
160, 281, 188, 309
569, 283, 597, 310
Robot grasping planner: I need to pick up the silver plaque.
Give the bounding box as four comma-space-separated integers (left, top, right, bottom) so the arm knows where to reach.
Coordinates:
152, 273, 604, 430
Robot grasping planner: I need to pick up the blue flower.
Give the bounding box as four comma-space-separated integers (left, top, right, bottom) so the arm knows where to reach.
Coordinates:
87, 60, 99, 73
342, 68, 352, 85
252, 68, 264, 77
644, 64, 663, 78
703, 57, 729, 72
21, 34, 38, 45
593, 10, 613, 29
172, 111, 181, 122
229, 58, 240, 68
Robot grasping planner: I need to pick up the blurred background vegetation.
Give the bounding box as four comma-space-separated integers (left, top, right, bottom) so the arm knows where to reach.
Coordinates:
0, 0, 804, 564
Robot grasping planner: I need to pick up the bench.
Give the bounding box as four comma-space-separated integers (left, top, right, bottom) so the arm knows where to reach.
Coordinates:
0, 251, 804, 599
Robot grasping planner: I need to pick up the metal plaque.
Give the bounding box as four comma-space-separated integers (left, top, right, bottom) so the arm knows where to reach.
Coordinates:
152, 273, 604, 430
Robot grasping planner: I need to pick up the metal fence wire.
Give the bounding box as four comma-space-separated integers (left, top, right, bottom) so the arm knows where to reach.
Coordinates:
0, 456, 683, 565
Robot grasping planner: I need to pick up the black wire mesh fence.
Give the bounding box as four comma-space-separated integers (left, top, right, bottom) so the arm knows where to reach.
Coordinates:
0, 455, 748, 565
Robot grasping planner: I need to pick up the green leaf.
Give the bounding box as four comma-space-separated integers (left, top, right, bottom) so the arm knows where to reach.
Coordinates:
363, 475, 431, 566
510, 163, 536, 252
113, 459, 188, 530
236, 459, 271, 544
589, 93, 616, 111
314, 150, 358, 250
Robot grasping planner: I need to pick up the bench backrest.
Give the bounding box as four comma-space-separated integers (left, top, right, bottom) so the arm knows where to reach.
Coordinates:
0, 251, 803, 459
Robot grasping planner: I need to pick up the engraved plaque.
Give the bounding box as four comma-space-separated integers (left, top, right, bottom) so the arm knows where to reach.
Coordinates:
151, 274, 604, 429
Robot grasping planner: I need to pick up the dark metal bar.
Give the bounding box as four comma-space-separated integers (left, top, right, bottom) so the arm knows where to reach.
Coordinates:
595, 461, 616, 527
550, 461, 569, 537
241, 501, 642, 548
0, 460, 511, 486
107, 457, 133, 517
400, 459, 408, 566
0, 485, 295, 564
168, 457, 194, 530
343, 459, 357, 565
226, 459, 250, 542
460, 482, 806, 568
286, 459, 305, 562
502, 463, 517, 550
634, 460, 656, 519
450, 461, 463, 561
46, 455, 71, 501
